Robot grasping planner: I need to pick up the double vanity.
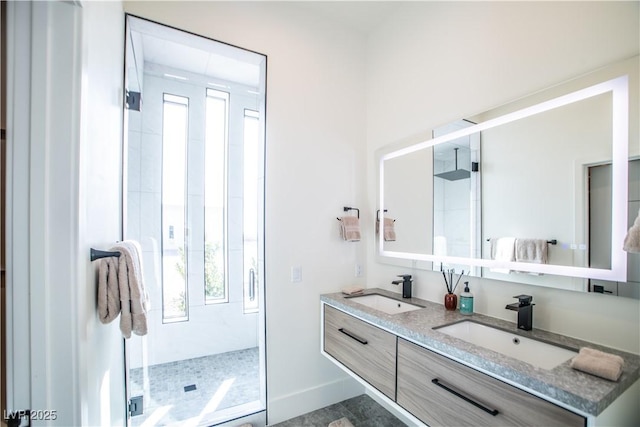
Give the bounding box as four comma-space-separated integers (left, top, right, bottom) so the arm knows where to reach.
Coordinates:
321, 289, 640, 426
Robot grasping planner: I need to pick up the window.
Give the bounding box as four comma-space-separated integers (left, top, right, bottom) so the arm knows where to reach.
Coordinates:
204, 89, 229, 303
162, 94, 189, 321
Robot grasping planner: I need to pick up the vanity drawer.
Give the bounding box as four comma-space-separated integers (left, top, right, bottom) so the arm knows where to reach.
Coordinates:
397, 338, 585, 427
323, 305, 396, 399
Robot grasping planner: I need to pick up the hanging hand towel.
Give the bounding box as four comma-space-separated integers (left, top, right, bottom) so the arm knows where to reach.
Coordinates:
376, 217, 396, 241
623, 208, 640, 253
97, 256, 121, 324
340, 216, 361, 242
515, 238, 548, 264
112, 240, 149, 338
383, 218, 396, 241
490, 237, 516, 274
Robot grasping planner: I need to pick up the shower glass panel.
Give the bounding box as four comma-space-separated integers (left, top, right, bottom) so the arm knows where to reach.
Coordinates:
124, 15, 267, 427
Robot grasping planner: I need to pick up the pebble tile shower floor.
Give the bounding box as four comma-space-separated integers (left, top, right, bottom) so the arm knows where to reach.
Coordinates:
129, 347, 259, 426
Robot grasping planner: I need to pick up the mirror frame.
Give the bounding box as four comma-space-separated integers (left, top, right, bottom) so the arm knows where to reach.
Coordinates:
379, 75, 629, 281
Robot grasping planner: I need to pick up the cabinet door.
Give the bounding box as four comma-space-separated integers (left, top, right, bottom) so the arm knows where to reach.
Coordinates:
324, 305, 396, 399
397, 338, 585, 427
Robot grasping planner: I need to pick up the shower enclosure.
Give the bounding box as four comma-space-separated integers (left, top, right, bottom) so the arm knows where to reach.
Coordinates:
123, 15, 266, 426
432, 120, 481, 275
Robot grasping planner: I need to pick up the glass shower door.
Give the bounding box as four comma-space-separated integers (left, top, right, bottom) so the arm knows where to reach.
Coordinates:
123, 15, 266, 427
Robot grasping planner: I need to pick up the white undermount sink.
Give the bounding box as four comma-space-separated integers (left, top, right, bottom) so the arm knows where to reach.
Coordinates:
434, 320, 577, 370
348, 294, 423, 314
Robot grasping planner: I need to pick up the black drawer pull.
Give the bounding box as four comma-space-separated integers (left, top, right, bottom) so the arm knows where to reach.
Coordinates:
338, 328, 368, 345
432, 378, 499, 416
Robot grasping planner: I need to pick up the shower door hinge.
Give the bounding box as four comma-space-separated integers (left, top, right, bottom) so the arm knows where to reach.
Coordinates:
128, 396, 144, 417
125, 90, 141, 111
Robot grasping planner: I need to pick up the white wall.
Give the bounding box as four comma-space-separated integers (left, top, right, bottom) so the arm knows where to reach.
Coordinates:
78, 2, 126, 426
119, 1, 640, 424
123, 2, 368, 424
366, 2, 640, 354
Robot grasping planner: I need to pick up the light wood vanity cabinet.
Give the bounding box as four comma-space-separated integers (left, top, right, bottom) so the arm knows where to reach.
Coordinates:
396, 338, 586, 427
323, 305, 396, 399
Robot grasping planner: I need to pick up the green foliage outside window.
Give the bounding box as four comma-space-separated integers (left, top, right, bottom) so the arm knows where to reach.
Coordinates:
176, 242, 224, 304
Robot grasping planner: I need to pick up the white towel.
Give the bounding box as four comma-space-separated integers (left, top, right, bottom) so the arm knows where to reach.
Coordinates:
490, 237, 515, 274
515, 238, 548, 264
111, 240, 149, 338
623, 208, 640, 253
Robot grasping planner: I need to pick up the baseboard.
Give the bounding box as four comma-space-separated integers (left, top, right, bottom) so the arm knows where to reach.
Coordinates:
267, 376, 363, 425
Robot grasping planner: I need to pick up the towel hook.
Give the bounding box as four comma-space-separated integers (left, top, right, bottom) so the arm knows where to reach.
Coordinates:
90, 248, 121, 261
376, 209, 388, 222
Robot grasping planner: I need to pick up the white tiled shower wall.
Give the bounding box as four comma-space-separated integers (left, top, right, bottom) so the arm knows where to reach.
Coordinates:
126, 64, 258, 368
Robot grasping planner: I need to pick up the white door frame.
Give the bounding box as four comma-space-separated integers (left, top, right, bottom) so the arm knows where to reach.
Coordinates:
5, 1, 83, 424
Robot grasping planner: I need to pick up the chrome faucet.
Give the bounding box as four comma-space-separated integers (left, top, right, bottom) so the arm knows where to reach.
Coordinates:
505, 295, 535, 331
392, 274, 413, 299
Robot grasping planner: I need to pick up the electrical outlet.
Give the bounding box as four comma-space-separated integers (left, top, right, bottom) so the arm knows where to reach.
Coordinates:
355, 264, 363, 277
291, 266, 302, 283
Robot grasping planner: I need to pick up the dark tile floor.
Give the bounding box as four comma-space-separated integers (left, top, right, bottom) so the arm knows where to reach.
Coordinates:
270, 394, 407, 427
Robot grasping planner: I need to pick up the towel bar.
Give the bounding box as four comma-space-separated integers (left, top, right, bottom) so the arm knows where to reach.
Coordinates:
337, 206, 359, 220
486, 238, 557, 245
376, 209, 395, 222
90, 248, 121, 261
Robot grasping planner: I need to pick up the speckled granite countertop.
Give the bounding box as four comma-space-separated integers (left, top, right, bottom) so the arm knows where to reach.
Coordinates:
321, 288, 640, 417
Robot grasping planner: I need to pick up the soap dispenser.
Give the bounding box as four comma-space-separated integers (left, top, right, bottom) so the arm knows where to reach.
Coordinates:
460, 282, 474, 315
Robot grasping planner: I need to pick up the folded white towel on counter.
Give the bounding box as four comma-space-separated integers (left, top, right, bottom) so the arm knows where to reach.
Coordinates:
570, 347, 624, 382
342, 286, 364, 296
580, 347, 625, 366
340, 216, 361, 242
490, 237, 516, 274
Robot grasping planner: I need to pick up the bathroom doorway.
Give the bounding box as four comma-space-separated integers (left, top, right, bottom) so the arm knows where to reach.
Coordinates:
123, 16, 266, 426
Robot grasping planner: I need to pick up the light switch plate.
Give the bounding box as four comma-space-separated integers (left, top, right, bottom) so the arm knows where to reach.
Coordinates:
291, 266, 302, 283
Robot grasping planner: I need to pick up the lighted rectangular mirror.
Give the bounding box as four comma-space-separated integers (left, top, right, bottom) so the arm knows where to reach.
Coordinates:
379, 70, 632, 291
